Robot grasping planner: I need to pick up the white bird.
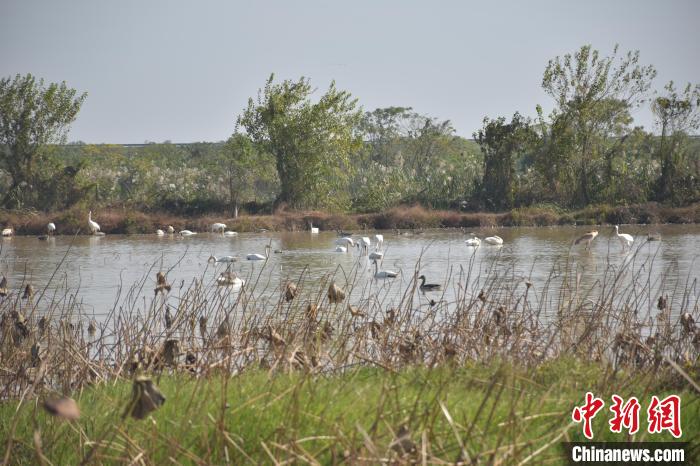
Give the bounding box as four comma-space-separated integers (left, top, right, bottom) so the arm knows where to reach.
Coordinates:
208, 255, 238, 263
216, 271, 245, 287
335, 245, 347, 253
180, 230, 197, 237
211, 223, 227, 234
614, 225, 634, 249
223, 231, 238, 237
484, 235, 503, 245
359, 236, 371, 253
465, 235, 481, 247
167, 225, 175, 234
336, 237, 354, 247
368, 250, 384, 260
247, 244, 270, 261
156, 229, 165, 236
309, 222, 319, 234
374, 234, 384, 249
47, 222, 56, 236
372, 259, 398, 279
2, 227, 13, 237
88, 211, 100, 234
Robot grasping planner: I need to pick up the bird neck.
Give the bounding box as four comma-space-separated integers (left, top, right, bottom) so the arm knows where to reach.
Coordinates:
419, 276, 426, 286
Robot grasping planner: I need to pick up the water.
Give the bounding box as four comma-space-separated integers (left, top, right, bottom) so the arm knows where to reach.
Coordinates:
1, 225, 699, 321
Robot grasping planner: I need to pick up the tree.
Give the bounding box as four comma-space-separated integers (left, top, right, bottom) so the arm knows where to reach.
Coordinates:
0, 73, 86, 208
475, 113, 533, 210
541, 45, 656, 206
652, 81, 700, 203
236, 75, 362, 210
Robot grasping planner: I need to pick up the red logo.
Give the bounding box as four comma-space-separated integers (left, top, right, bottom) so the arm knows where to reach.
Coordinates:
647, 395, 682, 438
572, 392, 605, 439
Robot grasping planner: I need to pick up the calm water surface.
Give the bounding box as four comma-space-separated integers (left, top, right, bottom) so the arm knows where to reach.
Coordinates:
1, 225, 699, 321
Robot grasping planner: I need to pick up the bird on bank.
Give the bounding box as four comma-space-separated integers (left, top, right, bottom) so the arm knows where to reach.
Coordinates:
574, 230, 599, 250
156, 229, 165, 236
88, 211, 100, 234
614, 225, 634, 250
372, 259, 398, 279
2, 227, 13, 237
418, 275, 441, 292
309, 222, 319, 234
247, 244, 271, 261
484, 235, 503, 245
47, 222, 56, 236
167, 225, 175, 234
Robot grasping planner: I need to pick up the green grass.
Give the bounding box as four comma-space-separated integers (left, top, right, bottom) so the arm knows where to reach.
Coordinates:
2, 358, 698, 464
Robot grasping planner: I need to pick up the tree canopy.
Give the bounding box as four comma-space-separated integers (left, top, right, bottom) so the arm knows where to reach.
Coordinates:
0, 73, 86, 208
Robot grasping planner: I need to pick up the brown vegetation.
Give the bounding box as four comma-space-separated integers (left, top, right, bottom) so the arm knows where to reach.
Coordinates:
1, 202, 700, 236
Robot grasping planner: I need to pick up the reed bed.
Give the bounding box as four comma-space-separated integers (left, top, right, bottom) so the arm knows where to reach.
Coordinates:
0, 244, 699, 464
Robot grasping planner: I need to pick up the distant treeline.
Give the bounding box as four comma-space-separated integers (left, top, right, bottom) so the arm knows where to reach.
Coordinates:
1, 45, 699, 216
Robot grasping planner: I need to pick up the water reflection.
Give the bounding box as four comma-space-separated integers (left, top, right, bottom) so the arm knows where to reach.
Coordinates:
0, 225, 698, 321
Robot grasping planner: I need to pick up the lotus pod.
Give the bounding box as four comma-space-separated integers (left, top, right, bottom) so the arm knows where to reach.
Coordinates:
125, 376, 165, 420
43, 397, 80, 420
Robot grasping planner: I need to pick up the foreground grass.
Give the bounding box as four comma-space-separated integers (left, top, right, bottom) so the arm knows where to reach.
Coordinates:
2, 358, 698, 464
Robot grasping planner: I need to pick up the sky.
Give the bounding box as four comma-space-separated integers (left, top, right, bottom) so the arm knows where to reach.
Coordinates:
1, 0, 698, 143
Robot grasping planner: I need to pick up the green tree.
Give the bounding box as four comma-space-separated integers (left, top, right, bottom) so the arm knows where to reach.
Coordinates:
652, 81, 700, 203
475, 113, 533, 210
541, 45, 656, 206
0, 73, 86, 208
236, 75, 362, 210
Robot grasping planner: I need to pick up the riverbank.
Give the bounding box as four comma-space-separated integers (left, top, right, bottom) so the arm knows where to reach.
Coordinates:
1, 202, 700, 235
2, 360, 697, 464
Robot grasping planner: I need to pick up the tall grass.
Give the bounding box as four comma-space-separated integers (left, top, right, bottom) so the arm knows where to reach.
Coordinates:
0, 243, 699, 464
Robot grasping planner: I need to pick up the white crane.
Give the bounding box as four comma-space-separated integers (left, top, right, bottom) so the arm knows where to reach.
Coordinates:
372, 259, 398, 279
156, 229, 165, 236
216, 271, 245, 287
179, 230, 197, 237
368, 250, 384, 260
374, 234, 384, 249
465, 235, 481, 247
309, 222, 319, 234
88, 211, 100, 234
167, 225, 175, 234
209, 255, 238, 263
336, 237, 354, 247
211, 223, 227, 234
483, 235, 503, 245
247, 244, 270, 261
47, 222, 56, 236
614, 225, 634, 250
1, 227, 12, 237
358, 237, 371, 254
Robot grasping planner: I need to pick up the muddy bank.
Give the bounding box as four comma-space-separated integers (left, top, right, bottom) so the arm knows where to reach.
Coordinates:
1, 202, 699, 236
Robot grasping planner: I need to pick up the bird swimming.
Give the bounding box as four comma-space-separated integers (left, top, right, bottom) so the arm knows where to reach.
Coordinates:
418, 275, 441, 292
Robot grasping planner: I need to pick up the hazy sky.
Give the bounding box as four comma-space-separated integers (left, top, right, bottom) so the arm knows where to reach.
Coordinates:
1, 0, 698, 143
